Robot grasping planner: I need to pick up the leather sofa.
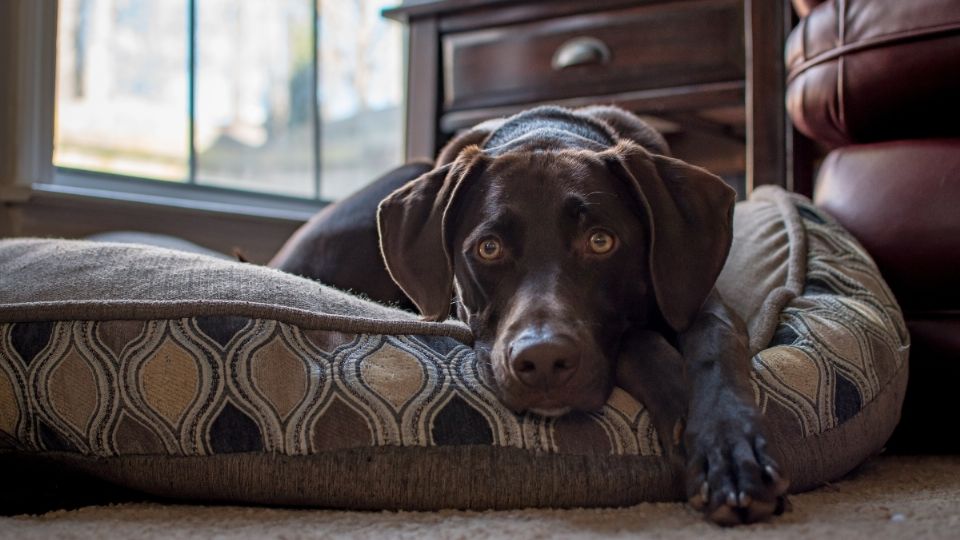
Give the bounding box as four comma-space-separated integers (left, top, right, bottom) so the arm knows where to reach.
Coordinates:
786, 0, 960, 452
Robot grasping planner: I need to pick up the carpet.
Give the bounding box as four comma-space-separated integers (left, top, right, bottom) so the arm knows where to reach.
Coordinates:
1, 456, 958, 539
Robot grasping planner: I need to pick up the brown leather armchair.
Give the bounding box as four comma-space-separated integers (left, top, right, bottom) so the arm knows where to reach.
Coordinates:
786, 0, 960, 452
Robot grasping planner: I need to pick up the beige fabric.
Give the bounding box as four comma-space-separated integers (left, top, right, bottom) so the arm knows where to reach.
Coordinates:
0, 186, 908, 510
0, 354, 906, 509
45, 449, 680, 510
2, 456, 958, 539
0, 239, 471, 341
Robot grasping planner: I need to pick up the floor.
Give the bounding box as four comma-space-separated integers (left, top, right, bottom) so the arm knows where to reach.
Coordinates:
1, 456, 958, 540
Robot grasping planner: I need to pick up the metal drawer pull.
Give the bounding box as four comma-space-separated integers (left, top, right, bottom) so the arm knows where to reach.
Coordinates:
551, 37, 611, 70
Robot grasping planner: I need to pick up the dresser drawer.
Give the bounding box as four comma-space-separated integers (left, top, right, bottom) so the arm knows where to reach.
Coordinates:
441, 0, 744, 111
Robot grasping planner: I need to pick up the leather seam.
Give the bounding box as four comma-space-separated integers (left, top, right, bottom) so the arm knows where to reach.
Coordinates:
787, 21, 960, 82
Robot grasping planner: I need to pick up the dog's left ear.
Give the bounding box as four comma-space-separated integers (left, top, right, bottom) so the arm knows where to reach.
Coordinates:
377, 146, 488, 322
602, 141, 736, 332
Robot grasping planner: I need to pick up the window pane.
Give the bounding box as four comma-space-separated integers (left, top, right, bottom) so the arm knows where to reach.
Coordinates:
319, 0, 404, 201
55, 0, 189, 181
195, 0, 316, 198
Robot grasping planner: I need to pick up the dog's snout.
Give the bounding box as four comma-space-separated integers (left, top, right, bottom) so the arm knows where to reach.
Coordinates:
509, 333, 580, 390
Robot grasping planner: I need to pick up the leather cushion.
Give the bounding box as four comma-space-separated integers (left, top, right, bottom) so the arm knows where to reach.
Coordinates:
786, 0, 960, 146
791, 0, 826, 18
814, 140, 960, 313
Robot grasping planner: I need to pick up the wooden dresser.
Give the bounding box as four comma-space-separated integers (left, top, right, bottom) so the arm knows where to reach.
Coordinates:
384, 0, 792, 193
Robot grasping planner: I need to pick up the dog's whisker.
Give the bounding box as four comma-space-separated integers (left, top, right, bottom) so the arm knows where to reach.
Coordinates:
583, 191, 617, 205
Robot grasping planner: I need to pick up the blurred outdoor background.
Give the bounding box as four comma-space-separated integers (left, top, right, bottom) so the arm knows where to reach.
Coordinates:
54, 0, 404, 201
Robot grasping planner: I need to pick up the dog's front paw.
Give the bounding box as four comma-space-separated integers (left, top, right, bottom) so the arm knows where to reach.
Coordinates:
685, 415, 790, 526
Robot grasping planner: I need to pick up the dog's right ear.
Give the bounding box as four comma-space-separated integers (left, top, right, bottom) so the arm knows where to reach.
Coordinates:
377, 146, 488, 321
600, 141, 735, 333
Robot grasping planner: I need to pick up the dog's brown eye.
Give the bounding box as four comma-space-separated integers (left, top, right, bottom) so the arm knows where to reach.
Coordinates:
477, 237, 503, 260
588, 230, 616, 255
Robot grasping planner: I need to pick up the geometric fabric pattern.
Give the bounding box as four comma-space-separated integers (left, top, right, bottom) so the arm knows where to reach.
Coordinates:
752, 202, 909, 437
0, 319, 660, 458
0, 197, 908, 462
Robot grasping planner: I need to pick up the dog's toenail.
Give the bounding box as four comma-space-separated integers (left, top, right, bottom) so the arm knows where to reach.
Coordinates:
764, 465, 790, 493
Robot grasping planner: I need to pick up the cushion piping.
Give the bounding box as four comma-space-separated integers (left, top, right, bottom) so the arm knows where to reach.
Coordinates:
744, 186, 808, 354
0, 300, 474, 343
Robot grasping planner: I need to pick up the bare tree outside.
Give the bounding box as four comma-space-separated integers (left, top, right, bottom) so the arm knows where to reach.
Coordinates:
319, 0, 403, 200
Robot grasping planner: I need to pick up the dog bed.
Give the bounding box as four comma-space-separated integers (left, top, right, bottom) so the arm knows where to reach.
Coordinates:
0, 186, 908, 510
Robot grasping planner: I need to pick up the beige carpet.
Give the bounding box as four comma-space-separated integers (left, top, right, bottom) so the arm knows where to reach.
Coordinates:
2, 456, 958, 539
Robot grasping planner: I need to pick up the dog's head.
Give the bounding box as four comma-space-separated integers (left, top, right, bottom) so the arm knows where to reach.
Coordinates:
377, 141, 734, 415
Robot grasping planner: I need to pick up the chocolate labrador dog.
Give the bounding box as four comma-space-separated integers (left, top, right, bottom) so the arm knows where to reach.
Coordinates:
270, 105, 789, 525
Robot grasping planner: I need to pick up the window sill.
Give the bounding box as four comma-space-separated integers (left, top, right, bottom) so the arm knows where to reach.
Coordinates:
42, 169, 326, 223
6, 170, 322, 263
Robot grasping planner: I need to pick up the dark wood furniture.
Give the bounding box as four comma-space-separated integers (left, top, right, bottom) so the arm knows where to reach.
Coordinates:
385, 0, 792, 193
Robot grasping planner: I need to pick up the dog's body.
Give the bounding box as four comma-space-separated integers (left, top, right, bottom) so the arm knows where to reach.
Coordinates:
270, 105, 788, 524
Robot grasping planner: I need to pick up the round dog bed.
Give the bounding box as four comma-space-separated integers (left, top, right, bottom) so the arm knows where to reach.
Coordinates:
0, 186, 908, 509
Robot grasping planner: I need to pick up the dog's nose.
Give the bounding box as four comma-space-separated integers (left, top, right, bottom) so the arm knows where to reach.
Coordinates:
509, 334, 580, 390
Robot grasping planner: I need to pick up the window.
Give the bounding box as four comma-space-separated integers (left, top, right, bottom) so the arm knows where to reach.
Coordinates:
54, 0, 404, 202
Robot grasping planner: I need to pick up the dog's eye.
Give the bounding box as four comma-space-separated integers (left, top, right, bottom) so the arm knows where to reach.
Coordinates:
588, 230, 616, 255
477, 237, 504, 260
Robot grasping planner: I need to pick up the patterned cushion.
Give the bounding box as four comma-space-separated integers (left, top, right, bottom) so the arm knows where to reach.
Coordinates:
0, 186, 908, 510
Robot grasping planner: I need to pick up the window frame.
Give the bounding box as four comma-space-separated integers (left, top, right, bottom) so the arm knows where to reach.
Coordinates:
3, 0, 58, 201
50, 0, 327, 210
8, 0, 411, 229
0, 0, 325, 260
33, 0, 421, 220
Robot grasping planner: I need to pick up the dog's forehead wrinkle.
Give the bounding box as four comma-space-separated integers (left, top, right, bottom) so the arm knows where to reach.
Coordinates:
562, 195, 591, 221
583, 190, 619, 202
467, 207, 526, 244
562, 190, 619, 217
